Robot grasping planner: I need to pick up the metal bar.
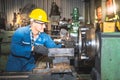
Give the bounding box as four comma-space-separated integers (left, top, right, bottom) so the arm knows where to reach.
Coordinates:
0, 75, 29, 79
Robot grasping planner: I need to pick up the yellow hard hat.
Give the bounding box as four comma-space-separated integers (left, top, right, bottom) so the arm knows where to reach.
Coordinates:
29, 8, 49, 22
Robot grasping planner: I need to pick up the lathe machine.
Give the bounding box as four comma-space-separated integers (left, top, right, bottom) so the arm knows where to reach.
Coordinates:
0, 8, 120, 80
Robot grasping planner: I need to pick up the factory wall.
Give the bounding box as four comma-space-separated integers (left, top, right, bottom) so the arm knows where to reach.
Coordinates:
0, 0, 86, 25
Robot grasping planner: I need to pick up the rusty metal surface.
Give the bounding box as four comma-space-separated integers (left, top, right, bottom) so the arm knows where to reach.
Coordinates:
51, 62, 72, 72
33, 62, 72, 73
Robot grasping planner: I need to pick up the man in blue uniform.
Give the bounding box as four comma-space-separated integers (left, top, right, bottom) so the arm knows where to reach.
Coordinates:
6, 8, 61, 72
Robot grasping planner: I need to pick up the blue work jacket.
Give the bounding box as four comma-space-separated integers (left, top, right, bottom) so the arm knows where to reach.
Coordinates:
6, 25, 61, 72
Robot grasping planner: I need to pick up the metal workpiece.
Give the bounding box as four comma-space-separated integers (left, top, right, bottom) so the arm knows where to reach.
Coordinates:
48, 48, 74, 57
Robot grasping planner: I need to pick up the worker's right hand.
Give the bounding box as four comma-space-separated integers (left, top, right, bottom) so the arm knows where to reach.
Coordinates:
62, 40, 75, 48
33, 45, 49, 56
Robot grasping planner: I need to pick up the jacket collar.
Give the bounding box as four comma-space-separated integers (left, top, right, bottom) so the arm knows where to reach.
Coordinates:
24, 25, 31, 34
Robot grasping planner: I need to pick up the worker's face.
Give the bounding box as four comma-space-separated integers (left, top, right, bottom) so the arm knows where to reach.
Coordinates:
32, 21, 46, 32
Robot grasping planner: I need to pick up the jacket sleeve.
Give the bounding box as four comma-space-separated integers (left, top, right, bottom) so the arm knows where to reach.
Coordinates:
44, 34, 62, 48
11, 29, 32, 59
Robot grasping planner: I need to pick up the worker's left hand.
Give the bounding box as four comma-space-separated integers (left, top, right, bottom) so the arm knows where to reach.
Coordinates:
33, 45, 49, 56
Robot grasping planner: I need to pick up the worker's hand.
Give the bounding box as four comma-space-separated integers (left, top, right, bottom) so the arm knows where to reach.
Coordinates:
33, 45, 49, 56
62, 40, 75, 48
